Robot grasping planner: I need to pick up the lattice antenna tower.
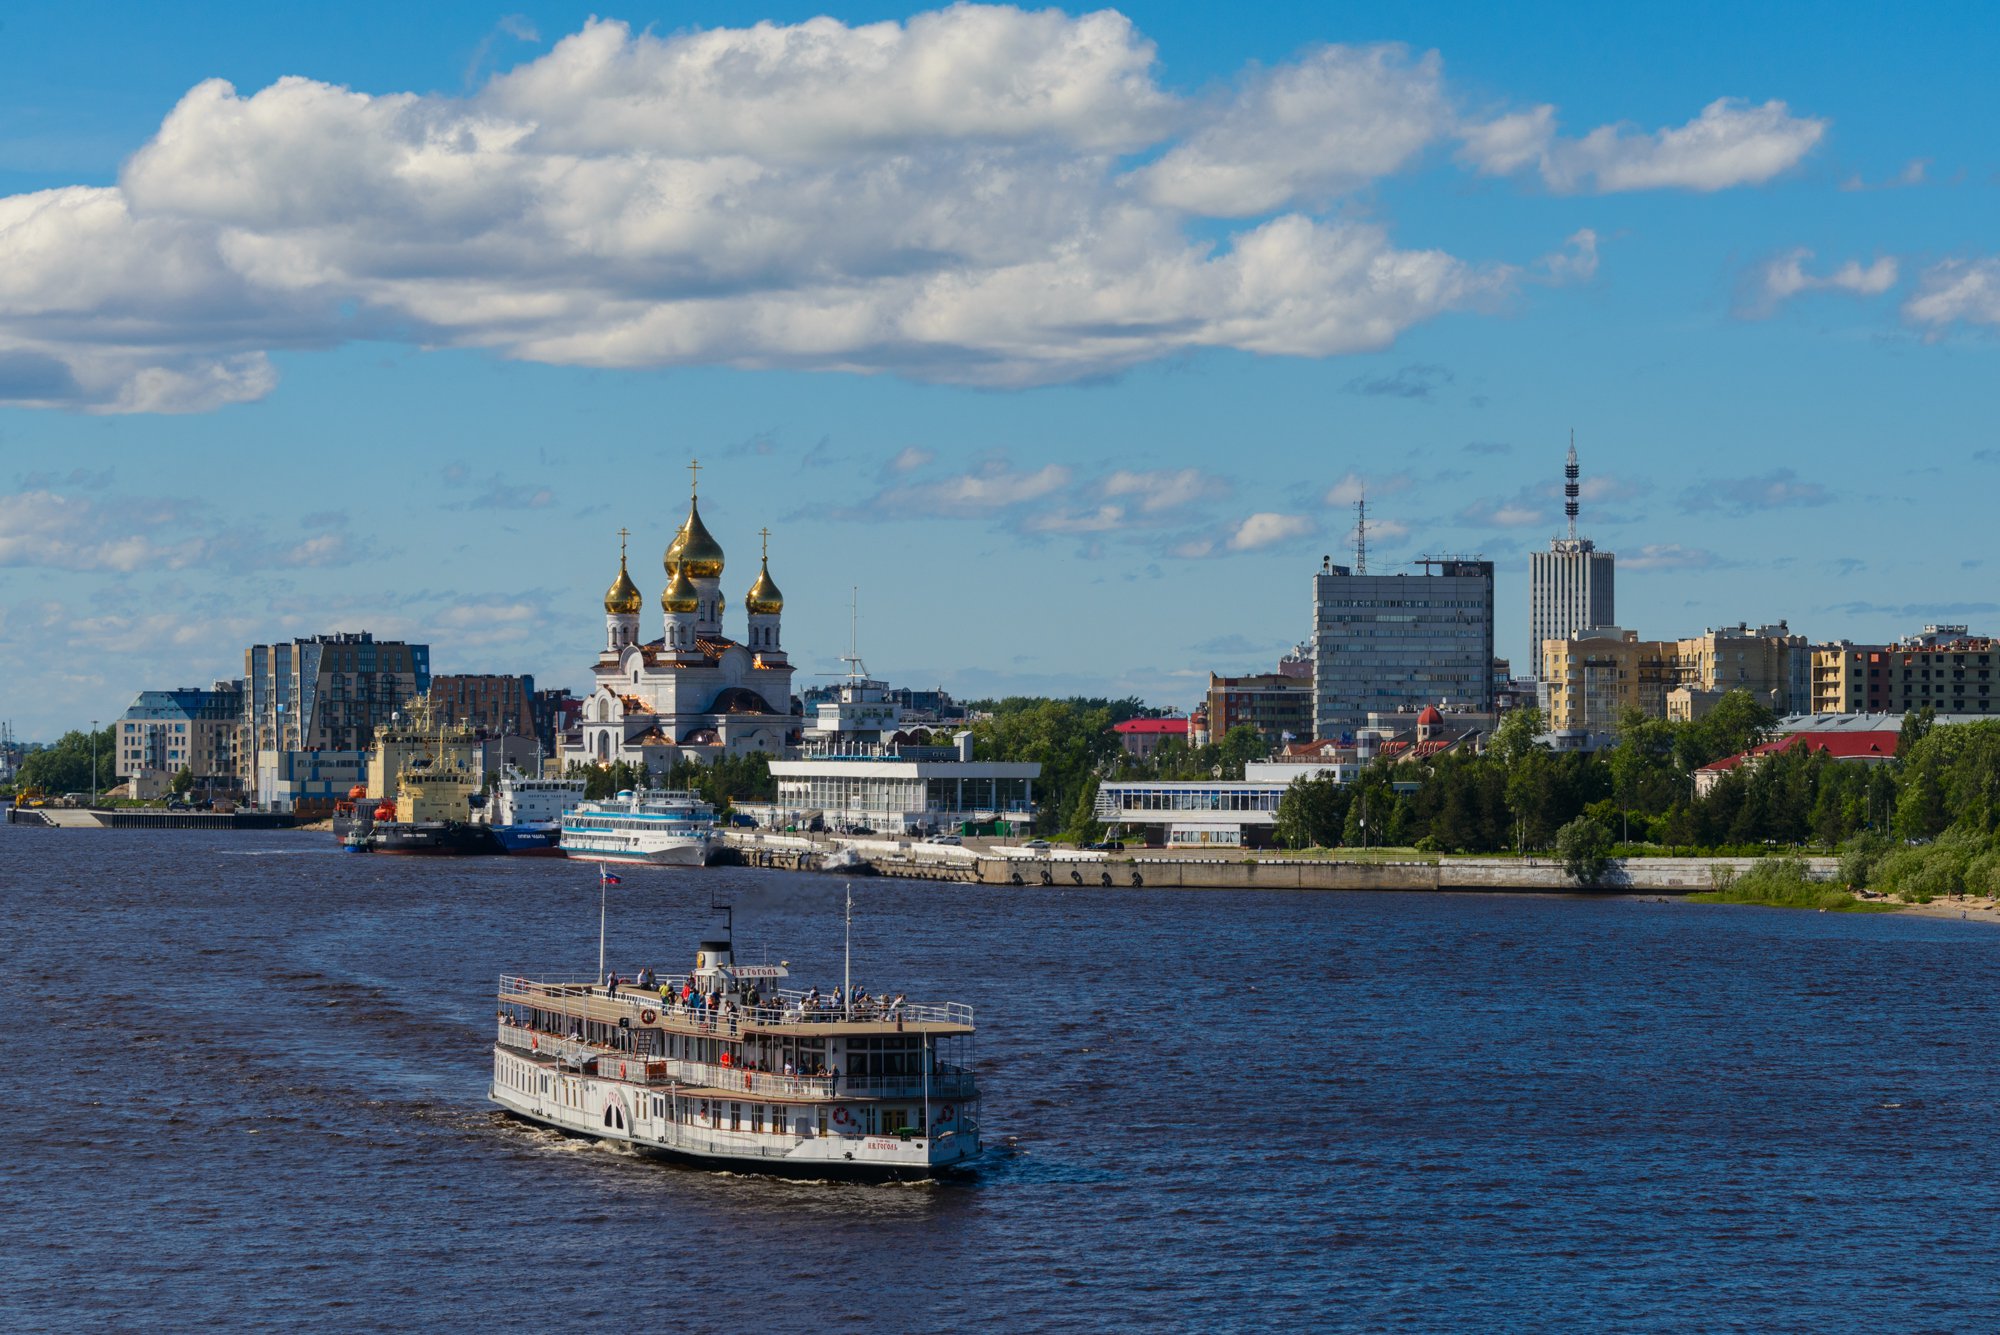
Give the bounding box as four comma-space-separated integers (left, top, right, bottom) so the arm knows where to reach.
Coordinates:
1565, 430, 1580, 542
1353, 491, 1368, 575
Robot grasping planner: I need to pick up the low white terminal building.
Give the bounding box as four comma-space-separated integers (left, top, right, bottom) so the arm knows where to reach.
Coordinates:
766, 671, 1037, 834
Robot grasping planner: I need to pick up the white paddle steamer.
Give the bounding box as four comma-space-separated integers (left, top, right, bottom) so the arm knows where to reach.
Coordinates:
490, 915, 980, 1178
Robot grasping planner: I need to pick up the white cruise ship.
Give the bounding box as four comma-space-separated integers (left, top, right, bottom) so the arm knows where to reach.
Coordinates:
491, 917, 981, 1179
559, 788, 718, 867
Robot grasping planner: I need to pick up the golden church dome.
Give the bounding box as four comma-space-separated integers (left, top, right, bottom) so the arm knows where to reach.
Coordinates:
746, 560, 784, 615
665, 498, 725, 580
604, 555, 643, 615
661, 561, 699, 614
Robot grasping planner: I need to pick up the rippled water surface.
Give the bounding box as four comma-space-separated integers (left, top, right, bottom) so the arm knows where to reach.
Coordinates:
6, 824, 2000, 1330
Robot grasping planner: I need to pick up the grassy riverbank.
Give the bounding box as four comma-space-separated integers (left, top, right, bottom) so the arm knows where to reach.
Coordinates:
1686, 857, 1895, 913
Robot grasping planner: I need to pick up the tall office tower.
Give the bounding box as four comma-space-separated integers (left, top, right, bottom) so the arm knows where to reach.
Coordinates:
1311, 557, 1496, 740
1528, 437, 1615, 678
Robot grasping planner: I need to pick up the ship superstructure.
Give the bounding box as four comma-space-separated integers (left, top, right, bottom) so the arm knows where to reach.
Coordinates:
559, 787, 719, 866
490, 917, 981, 1178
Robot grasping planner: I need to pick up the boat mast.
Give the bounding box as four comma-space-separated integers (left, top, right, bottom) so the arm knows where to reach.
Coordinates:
843, 882, 852, 1019
597, 863, 608, 984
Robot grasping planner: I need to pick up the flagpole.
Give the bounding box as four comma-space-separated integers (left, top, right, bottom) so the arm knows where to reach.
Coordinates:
598, 864, 608, 985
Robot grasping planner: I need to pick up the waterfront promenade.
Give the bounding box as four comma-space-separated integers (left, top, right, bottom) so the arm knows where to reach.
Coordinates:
721, 830, 1831, 893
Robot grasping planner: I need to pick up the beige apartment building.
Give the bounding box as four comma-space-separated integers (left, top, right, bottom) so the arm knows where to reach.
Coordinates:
1541, 621, 1810, 731
1540, 629, 1679, 730
1673, 623, 1809, 712
1812, 627, 1999, 715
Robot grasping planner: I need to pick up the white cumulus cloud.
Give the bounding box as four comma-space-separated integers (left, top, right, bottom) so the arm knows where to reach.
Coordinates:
0, 9, 1823, 413
1740, 247, 1899, 318
1904, 258, 2000, 333
1227, 512, 1316, 552
1101, 467, 1228, 512
1133, 44, 1449, 215
1460, 97, 1825, 194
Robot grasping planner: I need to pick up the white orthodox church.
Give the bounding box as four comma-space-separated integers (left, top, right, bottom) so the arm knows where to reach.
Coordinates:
560, 472, 797, 772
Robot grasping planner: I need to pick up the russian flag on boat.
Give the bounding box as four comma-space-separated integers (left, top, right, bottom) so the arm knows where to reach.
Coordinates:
602, 871, 623, 885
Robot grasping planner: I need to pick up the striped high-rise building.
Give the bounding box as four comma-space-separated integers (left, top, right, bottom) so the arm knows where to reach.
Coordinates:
1529, 437, 1615, 679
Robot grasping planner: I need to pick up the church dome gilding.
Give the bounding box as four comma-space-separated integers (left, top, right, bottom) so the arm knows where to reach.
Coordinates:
666, 498, 726, 580
661, 562, 699, 614
746, 559, 784, 615
604, 557, 643, 615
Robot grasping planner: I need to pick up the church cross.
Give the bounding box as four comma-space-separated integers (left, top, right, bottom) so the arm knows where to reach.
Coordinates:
617, 526, 630, 562
688, 458, 701, 497
759, 526, 771, 562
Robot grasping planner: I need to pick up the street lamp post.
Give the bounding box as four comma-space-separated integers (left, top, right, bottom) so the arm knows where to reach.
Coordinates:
91, 719, 99, 805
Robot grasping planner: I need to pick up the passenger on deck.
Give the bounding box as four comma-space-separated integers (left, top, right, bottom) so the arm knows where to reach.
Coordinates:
606, 973, 621, 998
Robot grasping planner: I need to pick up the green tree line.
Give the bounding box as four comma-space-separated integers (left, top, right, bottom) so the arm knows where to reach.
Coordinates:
8, 726, 117, 796
960, 696, 1268, 839
563, 751, 774, 812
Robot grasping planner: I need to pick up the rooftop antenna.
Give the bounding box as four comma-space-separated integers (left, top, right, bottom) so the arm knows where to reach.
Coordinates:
1353, 490, 1368, 575
1564, 431, 1580, 542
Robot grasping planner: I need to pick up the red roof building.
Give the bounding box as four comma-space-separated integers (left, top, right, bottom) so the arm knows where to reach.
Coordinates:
1113, 716, 1189, 758
1694, 730, 1899, 796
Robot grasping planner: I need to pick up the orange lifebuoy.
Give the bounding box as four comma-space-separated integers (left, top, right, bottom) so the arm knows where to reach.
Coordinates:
639, 1008, 657, 1024
530, 1036, 538, 1051
939, 1104, 955, 1123
833, 1106, 853, 1127
744, 1074, 752, 1090
619, 1062, 628, 1080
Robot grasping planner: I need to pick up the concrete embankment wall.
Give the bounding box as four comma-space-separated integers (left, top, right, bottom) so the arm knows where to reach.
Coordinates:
5, 808, 296, 831
972, 855, 1834, 894
719, 830, 1833, 894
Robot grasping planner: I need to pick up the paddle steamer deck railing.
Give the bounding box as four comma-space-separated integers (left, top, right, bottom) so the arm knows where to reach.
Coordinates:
496, 1023, 976, 1100
500, 975, 974, 1029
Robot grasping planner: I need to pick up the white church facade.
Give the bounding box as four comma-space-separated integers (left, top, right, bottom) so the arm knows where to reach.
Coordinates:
559, 472, 797, 773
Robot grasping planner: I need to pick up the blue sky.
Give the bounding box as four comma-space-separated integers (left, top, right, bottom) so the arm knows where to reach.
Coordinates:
2, 2, 1997, 740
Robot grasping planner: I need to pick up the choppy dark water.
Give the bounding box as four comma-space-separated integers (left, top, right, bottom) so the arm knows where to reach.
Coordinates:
5, 825, 2000, 1330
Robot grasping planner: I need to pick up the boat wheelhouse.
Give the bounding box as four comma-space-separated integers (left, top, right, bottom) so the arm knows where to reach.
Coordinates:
490, 929, 980, 1178
559, 788, 718, 866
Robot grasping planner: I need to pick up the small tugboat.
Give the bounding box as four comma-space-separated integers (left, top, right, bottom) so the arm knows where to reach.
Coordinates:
491, 894, 981, 1178
559, 787, 719, 866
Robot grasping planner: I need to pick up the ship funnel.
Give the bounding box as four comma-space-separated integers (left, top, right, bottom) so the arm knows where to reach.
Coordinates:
695, 938, 733, 974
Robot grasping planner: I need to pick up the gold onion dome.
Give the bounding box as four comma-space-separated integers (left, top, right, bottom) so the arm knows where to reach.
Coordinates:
746, 560, 784, 615
665, 499, 726, 580
604, 556, 643, 615
661, 562, 699, 614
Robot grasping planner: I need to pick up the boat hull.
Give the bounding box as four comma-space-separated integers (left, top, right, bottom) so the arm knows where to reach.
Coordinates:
491, 823, 564, 856
369, 821, 504, 856
561, 841, 714, 867
489, 1065, 978, 1180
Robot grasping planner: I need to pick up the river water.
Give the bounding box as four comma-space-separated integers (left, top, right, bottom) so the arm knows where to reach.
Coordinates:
4, 824, 1999, 1331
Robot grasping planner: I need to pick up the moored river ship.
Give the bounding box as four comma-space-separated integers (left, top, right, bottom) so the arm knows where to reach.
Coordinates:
490, 926, 981, 1178
558, 787, 719, 866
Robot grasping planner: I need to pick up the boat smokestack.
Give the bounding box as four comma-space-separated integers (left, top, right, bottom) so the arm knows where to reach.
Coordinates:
695, 938, 733, 974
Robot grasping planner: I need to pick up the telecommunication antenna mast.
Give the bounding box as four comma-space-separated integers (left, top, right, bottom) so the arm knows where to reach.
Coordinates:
1353, 492, 1368, 575
1565, 430, 1580, 542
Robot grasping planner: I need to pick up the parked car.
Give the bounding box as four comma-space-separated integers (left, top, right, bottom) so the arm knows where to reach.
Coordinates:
1085, 840, 1125, 851
926, 834, 963, 845
1023, 838, 1051, 850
